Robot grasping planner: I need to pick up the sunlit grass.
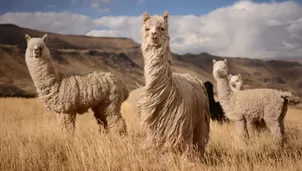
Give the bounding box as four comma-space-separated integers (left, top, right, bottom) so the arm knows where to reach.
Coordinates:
0, 98, 301, 170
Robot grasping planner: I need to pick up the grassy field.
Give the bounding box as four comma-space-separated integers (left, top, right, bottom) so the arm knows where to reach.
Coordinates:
0, 98, 302, 171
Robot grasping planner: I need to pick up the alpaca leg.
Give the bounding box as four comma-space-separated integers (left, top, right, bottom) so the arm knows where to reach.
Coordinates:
265, 119, 286, 147
235, 118, 249, 145
193, 122, 209, 158
252, 119, 267, 133
264, 101, 288, 147
56, 113, 76, 135
246, 120, 257, 136
92, 105, 109, 134
94, 101, 127, 135
105, 101, 127, 135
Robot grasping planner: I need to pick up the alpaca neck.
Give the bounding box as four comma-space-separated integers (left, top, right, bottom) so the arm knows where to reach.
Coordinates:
142, 45, 172, 93
26, 54, 59, 95
216, 77, 233, 104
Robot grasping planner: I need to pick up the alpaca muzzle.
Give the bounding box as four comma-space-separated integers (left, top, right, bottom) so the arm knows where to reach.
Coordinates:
33, 45, 41, 58
217, 70, 225, 77
231, 82, 236, 88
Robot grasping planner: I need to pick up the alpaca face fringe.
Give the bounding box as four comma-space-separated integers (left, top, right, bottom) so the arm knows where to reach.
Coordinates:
213, 59, 228, 79
25, 34, 50, 59
141, 11, 170, 52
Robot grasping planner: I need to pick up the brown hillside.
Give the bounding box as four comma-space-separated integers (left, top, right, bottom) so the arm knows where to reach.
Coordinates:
0, 24, 301, 98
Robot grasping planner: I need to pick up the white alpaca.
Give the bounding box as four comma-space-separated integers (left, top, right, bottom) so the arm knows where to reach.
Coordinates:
137, 11, 210, 157
228, 74, 243, 92
229, 73, 268, 131
212, 59, 292, 146
25, 34, 129, 135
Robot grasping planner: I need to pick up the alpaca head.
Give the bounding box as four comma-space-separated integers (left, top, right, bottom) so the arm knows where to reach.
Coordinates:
228, 73, 243, 91
25, 34, 49, 59
212, 59, 228, 79
141, 10, 170, 50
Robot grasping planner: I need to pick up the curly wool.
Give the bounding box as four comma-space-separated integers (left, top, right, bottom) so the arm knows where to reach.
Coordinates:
228, 74, 267, 130
137, 11, 210, 156
213, 59, 288, 146
25, 34, 129, 135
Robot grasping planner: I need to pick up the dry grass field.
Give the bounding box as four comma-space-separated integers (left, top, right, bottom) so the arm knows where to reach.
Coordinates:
0, 98, 302, 171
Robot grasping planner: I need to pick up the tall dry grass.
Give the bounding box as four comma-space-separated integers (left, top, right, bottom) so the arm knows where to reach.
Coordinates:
0, 98, 302, 171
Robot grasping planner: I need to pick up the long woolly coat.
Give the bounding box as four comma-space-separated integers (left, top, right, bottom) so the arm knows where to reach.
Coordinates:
25, 38, 129, 115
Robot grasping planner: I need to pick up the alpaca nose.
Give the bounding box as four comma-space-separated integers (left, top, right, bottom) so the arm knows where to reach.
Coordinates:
33, 45, 39, 52
151, 31, 157, 36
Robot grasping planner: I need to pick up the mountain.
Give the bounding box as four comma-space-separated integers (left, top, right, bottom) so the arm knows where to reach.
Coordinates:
0, 24, 301, 99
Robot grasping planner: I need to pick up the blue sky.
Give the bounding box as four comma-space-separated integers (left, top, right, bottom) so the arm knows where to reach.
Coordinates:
0, 0, 299, 16
0, 0, 301, 58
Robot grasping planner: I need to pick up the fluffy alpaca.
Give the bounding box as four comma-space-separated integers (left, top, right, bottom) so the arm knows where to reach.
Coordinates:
203, 81, 229, 123
212, 59, 292, 146
229, 73, 267, 131
228, 74, 243, 92
137, 11, 210, 156
25, 34, 129, 135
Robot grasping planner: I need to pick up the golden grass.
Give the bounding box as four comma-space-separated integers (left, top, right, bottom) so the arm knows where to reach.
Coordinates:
1, 98, 302, 171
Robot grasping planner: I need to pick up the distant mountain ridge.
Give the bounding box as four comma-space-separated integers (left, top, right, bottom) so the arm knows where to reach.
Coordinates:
0, 24, 301, 99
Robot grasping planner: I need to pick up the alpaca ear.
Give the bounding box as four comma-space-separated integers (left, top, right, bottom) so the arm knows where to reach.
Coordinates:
228, 74, 232, 80
143, 11, 149, 23
213, 59, 216, 64
25, 34, 31, 42
163, 10, 169, 21
224, 59, 227, 64
42, 34, 48, 43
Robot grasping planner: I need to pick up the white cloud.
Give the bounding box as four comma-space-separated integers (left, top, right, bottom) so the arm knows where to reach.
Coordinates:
87, 29, 122, 37
0, 0, 302, 59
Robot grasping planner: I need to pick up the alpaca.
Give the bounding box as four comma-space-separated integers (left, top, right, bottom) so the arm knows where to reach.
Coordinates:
203, 81, 229, 123
137, 11, 210, 157
25, 34, 129, 135
228, 73, 267, 131
212, 59, 293, 146
228, 74, 243, 92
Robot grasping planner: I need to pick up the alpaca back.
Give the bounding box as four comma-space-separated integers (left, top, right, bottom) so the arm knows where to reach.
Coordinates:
229, 89, 286, 119
48, 71, 128, 114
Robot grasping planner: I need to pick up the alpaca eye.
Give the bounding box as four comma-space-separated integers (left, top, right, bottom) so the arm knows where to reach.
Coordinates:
145, 27, 150, 31
160, 27, 165, 31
